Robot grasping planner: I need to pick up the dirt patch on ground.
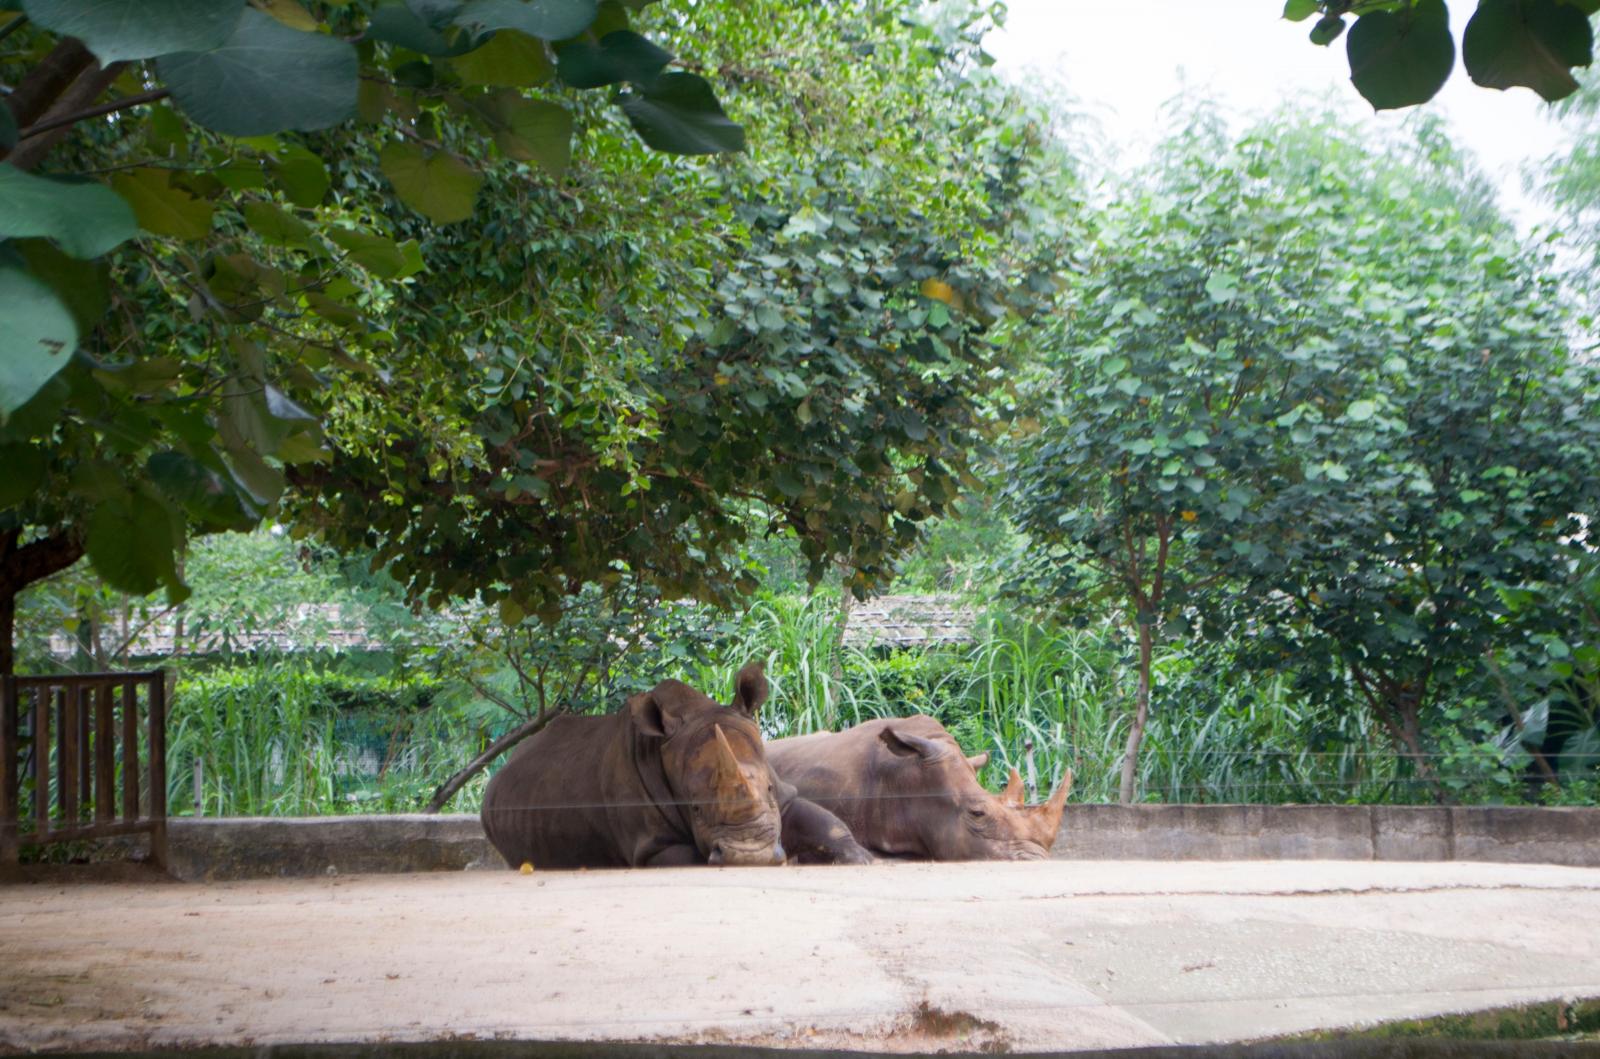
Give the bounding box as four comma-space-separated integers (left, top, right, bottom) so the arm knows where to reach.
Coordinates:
903, 1001, 1010, 1053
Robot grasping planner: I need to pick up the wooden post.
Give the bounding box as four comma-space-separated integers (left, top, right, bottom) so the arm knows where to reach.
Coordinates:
59, 686, 78, 826
94, 683, 114, 822
76, 684, 90, 812
1, 676, 18, 866
148, 674, 168, 871
121, 681, 139, 822
34, 687, 50, 838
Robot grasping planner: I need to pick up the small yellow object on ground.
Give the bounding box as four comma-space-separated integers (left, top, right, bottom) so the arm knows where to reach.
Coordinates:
519, 862, 534, 875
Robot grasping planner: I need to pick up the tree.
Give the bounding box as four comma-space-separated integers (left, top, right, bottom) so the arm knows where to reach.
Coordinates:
1003, 113, 1356, 803
1007, 112, 1600, 802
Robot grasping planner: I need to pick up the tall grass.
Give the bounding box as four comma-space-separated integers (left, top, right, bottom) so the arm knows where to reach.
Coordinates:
679, 595, 1418, 805
162, 593, 1554, 815
167, 661, 477, 815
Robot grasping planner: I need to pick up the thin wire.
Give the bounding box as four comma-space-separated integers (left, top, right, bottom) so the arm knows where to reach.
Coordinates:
475, 772, 1574, 812
1045, 748, 1600, 759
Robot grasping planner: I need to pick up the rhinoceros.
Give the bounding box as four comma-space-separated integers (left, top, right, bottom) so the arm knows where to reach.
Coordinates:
481, 663, 870, 869
766, 715, 1071, 861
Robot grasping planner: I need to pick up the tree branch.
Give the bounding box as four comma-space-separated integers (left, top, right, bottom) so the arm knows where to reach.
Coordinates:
422, 705, 565, 814
3, 38, 95, 131
0, 528, 86, 594
7, 58, 127, 170
17, 86, 169, 140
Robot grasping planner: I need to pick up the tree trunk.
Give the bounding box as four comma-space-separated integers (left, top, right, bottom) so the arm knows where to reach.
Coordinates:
0, 528, 86, 679
0, 587, 14, 680
422, 706, 565, 813
1392, 694, 1446, 804
1119, 619, 1155, 806
829, 564, 854, 727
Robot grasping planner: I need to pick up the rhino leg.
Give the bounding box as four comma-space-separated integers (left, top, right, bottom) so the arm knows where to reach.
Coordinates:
643, 842, 704, 867
781, 796, 873, 865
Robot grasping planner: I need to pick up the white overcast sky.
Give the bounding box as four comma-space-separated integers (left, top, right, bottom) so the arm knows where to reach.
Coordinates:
987, 1, 1576, 230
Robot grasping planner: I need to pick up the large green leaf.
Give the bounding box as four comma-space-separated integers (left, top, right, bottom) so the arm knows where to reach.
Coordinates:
241, 201, 314, 246
451, 28, 554, 86
557, 29, 670, 88
270, 146, 332, 207
1347, 0, 1455, 110
380, 141, 484, 222
1310, 14, 1346, 45
619, 71, 744, 155
22, 0, 243, 62
365, 1, 481, 56
454, 0, 597, 41
0, 259, 78, 418
110, 167, 215, 240
15, 238, 109, 335
328, 227, 408, 277
471, 91, 572, 174
157, 8, 358, 136
86, 490, 184, 598
0, 443, 47, 507
1463, 0, 1594, 100
0, 164, 137, 259
147, 450, 256, 530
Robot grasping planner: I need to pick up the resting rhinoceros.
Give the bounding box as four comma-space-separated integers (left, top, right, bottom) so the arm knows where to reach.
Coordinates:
766, 715, 1071, 861
481, 663, 870, 869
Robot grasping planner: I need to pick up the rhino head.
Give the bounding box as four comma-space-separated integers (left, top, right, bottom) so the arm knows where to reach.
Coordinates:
629, 662, 785, 866
878, 722, 1072, 861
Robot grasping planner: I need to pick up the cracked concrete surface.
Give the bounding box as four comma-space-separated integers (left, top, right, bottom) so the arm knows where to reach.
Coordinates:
2, 860, 1597, 1054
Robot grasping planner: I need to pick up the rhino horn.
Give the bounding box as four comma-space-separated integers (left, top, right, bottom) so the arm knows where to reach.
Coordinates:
1001, 768, 1025, 807
1030, 769, 1073, 848
712, 724, 755, 800
965, 752, 990, 772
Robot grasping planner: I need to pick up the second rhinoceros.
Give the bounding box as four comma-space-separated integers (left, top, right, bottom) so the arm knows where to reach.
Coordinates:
766, 715, 1071, 861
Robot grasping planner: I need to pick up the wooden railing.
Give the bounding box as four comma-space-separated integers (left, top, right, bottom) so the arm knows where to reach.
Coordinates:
0, 671, 168, 869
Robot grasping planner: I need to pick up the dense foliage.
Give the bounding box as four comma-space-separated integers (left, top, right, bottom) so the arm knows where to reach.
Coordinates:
1006, 113, 1600, 801
0, 0, 1070, 676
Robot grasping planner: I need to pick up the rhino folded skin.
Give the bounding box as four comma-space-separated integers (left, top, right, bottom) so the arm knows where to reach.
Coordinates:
768, 714, 1071, 862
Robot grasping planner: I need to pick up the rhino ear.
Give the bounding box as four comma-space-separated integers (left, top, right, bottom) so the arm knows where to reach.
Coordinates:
628, 692, 676, 740
731, 661, 768, 718
880, 726, 944, 761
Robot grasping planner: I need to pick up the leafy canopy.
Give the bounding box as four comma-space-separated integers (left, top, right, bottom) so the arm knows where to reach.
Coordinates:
0, 0, 1071, 645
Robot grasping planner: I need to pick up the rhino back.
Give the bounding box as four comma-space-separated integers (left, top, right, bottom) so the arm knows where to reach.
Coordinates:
768, 716, 967, 858
766, 727, 881, 832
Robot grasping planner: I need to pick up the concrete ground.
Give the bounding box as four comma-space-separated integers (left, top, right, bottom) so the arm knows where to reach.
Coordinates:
1, 860, 1597, 1054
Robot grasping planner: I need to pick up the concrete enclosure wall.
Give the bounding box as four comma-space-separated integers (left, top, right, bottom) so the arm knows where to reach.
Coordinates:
138, 804, 1600, 881
1056, 804, 1599, 867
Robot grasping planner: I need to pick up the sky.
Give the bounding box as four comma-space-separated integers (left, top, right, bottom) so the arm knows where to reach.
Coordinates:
986, 1, 1577, 230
